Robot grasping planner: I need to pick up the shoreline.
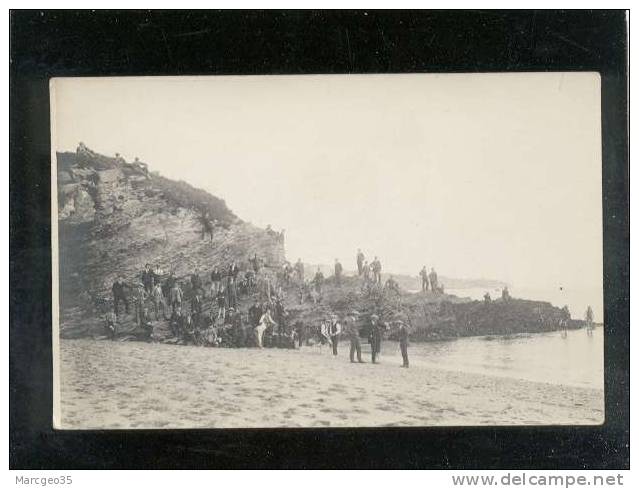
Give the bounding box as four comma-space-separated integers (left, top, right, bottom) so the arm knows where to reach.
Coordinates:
57, 338, 604, 429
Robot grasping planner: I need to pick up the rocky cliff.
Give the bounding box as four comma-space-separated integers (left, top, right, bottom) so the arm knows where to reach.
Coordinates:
56, 147, 285, 336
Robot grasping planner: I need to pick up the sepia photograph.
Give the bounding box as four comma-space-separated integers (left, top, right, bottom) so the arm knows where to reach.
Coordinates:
51, 73, 604, 430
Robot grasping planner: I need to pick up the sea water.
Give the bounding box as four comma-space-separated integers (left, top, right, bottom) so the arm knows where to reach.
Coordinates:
383, 327, 604, 390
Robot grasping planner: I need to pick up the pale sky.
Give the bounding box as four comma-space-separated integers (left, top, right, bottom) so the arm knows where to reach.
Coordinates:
51, 73, 602, 294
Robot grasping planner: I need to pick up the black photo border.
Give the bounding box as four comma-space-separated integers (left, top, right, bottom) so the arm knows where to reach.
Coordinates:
9, 9, 629, 469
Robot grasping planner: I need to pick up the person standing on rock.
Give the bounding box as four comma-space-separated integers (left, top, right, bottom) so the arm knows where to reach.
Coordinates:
190, 268, 203, 295
151, 282, 167, 321
250, 253, 261, 274
141, 263, 155, 295
428, 267, 439, 293
329, 314, 342, 356
191, 290, 203, 326
284, 261, 294, 287
210, 267, 222, 297
372, 257, 382, 285
356, 249, 365, 276
346, 316, 364, 363
134, 283, 147, 326
163, 271, 176, 300
112, 277, 129, 317
420, 266, 429, 292
396, 320, 410, 368
313, 268, 325, 295
368, 314, 383, 364
170, 281, 183, 313
362, 260, 370, 283
249, 301, 262, 328
501, 286, 511, 302
227, 262, 239, 308
334, 259, 343, 286
216, 288, 227, 321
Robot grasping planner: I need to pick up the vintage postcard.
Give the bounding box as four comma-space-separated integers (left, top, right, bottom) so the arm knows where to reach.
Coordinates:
51, 74, 603, 429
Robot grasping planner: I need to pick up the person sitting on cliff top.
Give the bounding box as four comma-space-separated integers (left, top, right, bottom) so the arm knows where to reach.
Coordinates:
114, 152, 126, 165
76, 141, 97, 157
191, 290, 203, 324
132, 157, 150, 177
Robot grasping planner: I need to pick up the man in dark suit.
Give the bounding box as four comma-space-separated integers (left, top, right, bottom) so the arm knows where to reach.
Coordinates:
368, 314, 383, 364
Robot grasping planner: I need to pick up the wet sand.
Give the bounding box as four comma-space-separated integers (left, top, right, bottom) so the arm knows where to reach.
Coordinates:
56, 339, 604, 429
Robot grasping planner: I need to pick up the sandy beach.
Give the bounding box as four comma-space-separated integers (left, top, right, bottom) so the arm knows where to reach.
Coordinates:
56, 339, 604, 429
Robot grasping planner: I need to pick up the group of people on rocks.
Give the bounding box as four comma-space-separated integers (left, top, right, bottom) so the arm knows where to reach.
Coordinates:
109, 257, 297, 348
483, 286, 512, 304
419, 266, 443, 293
107, 247, 431, 368
356, 249, 384, 286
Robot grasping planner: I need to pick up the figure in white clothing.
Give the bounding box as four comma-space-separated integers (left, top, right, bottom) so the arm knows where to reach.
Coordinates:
255, 308, 277, 348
